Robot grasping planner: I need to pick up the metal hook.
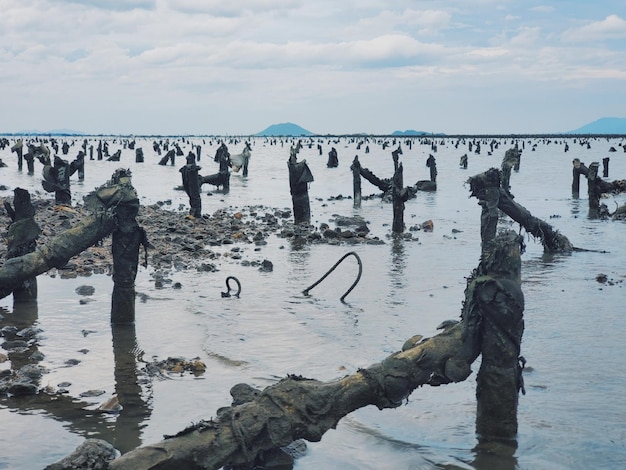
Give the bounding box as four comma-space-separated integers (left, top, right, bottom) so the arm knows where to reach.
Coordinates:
221, 275, 241, 298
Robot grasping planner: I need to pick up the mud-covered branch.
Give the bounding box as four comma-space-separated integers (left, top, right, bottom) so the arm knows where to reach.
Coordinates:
0, 170, 140, 299
468, 168, 573, 252
109, 317, 481, 470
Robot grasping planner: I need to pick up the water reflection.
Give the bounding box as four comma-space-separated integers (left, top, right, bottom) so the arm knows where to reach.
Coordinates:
388, 236, 407, 293
110, 324, 151, 454
1, 301, 150, 456
471, 438, 518, 470
569, 197, 581, 217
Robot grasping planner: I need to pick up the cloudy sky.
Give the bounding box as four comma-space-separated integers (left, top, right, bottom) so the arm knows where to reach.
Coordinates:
1, 0, 625, 135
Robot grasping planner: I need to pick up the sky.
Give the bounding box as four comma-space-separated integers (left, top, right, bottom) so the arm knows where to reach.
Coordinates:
1, 0, 625, 135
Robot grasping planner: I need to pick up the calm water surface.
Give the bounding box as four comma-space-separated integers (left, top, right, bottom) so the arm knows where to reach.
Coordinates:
1, 135, 625, 469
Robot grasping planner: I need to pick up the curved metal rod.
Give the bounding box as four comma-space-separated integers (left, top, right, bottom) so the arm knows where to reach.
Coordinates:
221, 275, 241, 298
302, 251, 363, 303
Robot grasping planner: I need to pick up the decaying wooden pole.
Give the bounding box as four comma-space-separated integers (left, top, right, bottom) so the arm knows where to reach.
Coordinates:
350, 155, 362, 209
587, 162, 602, 218
0, 171, 142, 300
474, 232, 525, 440
500, 146, 520, 194
571, 158, 588, 198
287, 147, 314, 225
3, 188, 41, 301
109, 169, 149, 324
468, 168, 573, 252
391, 163, 409, 233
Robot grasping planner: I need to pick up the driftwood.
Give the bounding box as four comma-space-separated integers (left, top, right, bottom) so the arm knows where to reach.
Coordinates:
0, 171, 141, 300
47, 230, 525, 470
468, 168, 573, 252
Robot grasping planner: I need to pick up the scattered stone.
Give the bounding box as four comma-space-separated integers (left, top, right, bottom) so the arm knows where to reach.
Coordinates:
75, 285, 96, 296
259, 260, 273, 272
44, 438, 118, 470
80, 389, 106, 397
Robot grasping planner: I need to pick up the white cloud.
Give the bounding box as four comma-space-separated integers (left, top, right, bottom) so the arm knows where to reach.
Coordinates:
562, 14, 626, 43
0, 0, 624, 134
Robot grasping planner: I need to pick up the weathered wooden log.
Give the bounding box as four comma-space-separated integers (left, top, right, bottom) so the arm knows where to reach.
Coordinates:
53, 230, 524, 470
468, 168, 573, 252
358, 166, 391, 192
0, 173, 140, 300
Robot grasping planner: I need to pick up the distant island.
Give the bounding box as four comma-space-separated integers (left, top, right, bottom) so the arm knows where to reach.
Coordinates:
566, 117, 626, 135
392, 130, 445, 137
255, 122, 314, 137
4, 117, 625, 137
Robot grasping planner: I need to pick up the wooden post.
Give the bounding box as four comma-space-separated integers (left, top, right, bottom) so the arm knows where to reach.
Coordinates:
0, 171, 145, 300
391, 163, 405, 233
287, 149, 314, 225
602, 157, 609, 178
475, 231, 525, 440
350, 155, 362, 209
10, 140, 23, 171
3, 188, 40, 302
109, 170, 148, 324
587, 162, 601, 218
180, 154, 202, 218
75, 151, 85, 181
571, 158, 586, 198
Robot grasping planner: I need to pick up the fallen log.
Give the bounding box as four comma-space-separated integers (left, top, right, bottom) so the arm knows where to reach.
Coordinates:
0, 170, 140, 300
468, 168, 573, 252
62, 231, 523, 470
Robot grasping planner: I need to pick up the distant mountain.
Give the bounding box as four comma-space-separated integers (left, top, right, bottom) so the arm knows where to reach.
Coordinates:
567, 117, 626, 135
392, 129, 440, 136
255, 122, 313, 137
15, 128, 86, 136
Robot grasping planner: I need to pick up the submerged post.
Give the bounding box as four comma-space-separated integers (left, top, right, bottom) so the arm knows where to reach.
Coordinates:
587, 162, 601, 218
350, 155, 362, 209
571, 158, 588, 198
602, 157, 609, 178
11, 139, 23, 171
4, 188, 40, 302
287, 146, 314, 225
391, 163, 406, 233
109, 169, 149, 324
474, 231, 525, 440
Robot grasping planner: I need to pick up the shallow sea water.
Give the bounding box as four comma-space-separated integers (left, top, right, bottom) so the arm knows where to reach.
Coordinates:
0, 135, 625, 469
